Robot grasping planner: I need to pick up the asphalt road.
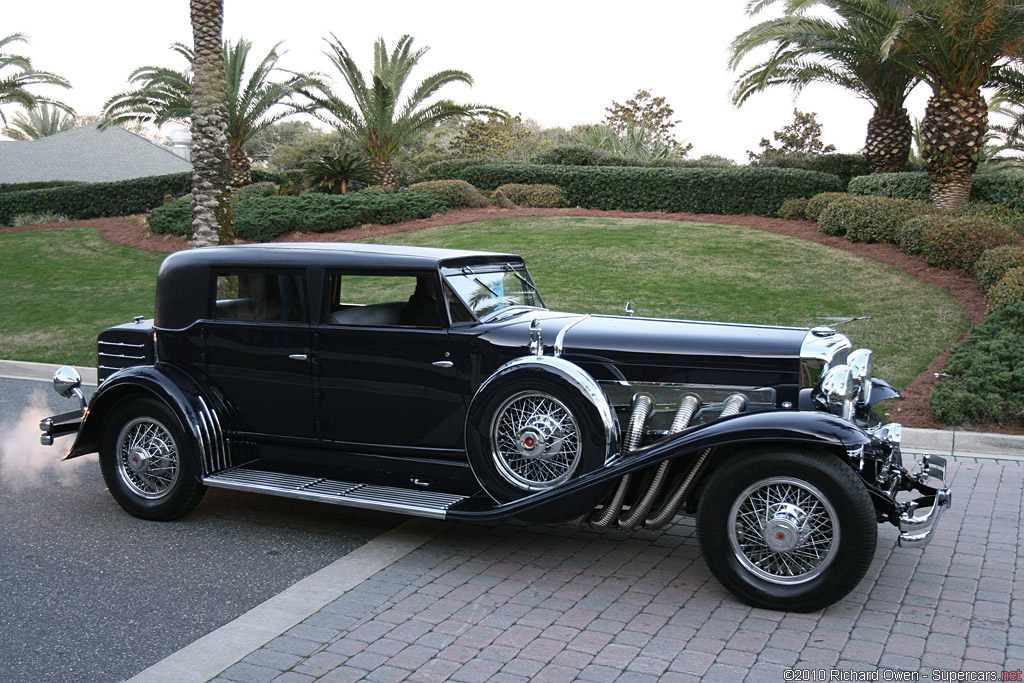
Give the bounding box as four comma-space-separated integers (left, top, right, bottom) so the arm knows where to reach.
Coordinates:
0, 377, 403, 683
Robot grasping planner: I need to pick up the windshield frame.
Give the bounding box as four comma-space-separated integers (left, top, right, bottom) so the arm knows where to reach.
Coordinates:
440, 262, 546, 323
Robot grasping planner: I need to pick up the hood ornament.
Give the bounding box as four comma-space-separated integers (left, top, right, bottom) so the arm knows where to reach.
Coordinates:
625, 301, 635, 317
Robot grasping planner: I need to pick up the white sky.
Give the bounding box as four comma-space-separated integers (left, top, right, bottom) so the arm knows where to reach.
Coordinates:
3, 0, 936, 160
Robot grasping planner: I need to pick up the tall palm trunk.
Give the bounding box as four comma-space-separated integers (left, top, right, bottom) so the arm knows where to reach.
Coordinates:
375, 159, 399, 189
864, 106, 912, 174
228, 142, 252, 189
190, 0, 233, 246
921, 86, 987, 208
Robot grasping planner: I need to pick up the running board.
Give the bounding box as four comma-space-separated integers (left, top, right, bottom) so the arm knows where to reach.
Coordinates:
203, 468, 468, 519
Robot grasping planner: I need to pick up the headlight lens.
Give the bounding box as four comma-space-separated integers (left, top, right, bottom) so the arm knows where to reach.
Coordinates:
815, 348, 874, 422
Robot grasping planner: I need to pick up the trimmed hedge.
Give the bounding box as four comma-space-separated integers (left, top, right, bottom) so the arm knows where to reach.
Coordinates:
493, 183, 568, 208
754, 153, 869, 190
818, 196, 929, 242
930, 301, 1024, 426
804, 192, 852, 221
529, 145, 605, 166
973, 172, 1024, 214
0, 180, 83, 194
421, 159, 487, 181
407, 180, 489, 208
895, 215, 933, 254
976, 245, 1024, 291
918, 217, 1021, 271
848, 171, 1024, 215
149, 192, 447, 242
459, 164, 842, 216
987, 267, 1024, 314
0, 170, 285, 225
776, 197, 810, 219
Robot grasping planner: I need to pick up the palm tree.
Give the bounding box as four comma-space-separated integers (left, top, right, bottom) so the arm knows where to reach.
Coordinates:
301, 152, 379, 194
730, 0, 918, 173
300, 34, 503, 187
103, 39, 313, 187
883, 0, 1024, 207
2, 103, 75, 139
1, 33, 73, 126
189, 0, 233, 247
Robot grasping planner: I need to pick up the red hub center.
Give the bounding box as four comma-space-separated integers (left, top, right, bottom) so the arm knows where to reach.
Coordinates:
524, 437, 535, 448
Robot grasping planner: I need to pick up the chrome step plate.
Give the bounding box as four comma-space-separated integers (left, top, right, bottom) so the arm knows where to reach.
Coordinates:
202, 468, 467, 519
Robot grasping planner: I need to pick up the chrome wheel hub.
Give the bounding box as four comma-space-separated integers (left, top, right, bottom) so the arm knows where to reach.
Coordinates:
729, 477, 839, 585
116, 417, 180, 500
491, 392, 581, 491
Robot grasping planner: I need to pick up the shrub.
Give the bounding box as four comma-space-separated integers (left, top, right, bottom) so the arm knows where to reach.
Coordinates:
847, 172, 931, 201
930, 301, 1024, 426
754, 153, 869, 189
421, 159, 486, 181
459, 164, 842, 216
986, 267, 1024, 315
529, 145, 605, 166
818, 196, 929, 242
593, 155, 642, 167
973, 172, 1024, 214
895, 215, 933, 254
976, 245, 1024, 291
919, 217, 1021, 271
9, 212, 70, 226
804, 192, 852, 221
232, 182, 279, 201
407, 180, 489, 208
0, 180, 82, 194
148, 192, 447, 241
776, 197, 809, 219
946, 201, 1024, 232
492, 183, 568, 208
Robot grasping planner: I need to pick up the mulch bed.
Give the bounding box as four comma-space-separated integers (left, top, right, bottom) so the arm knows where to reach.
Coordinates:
4, 206, 1000, 432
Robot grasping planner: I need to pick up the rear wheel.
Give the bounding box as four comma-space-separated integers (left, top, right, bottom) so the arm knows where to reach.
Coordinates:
696, 446, 877, 612
100, 397, 205, 521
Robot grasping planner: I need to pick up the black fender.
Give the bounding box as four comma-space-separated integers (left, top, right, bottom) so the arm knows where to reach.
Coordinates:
446, 409, 872, 521
867, 377, 900, 410
63, 365, 228, 480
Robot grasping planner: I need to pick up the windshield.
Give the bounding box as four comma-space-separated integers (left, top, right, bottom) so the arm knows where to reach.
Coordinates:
444, 266, 544, 321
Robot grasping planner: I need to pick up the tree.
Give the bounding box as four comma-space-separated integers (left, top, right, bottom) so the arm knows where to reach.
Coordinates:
449, 114, 533, 161
301, 153, 378, 194
189, 0, 233, 247
748, 109, 836, 162
103, 39, 314, 186
731, 0, 917, 173
883, 0, 1024, 207
300, 34, 504, 187
2, 103, 75, 139
0, 33, 72, 126
572, 121, 691, 160
603, 89, 691, 155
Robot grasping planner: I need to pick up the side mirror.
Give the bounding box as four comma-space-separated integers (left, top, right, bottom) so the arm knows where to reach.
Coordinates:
53, 366, 87, 410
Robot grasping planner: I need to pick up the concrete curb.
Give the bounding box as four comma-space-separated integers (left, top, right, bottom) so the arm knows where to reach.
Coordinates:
123, 518, 450, 683
0, 359, 97, 386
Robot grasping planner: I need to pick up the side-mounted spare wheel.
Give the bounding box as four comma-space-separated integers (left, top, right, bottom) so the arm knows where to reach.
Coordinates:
696, 446, 877, 612
466, 359, 616, 523
99, 397, 205, 521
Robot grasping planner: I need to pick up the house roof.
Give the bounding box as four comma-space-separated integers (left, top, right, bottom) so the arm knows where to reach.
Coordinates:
0, 122, 192, 184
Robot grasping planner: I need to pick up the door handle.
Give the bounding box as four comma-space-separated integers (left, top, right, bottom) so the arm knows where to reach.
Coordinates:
288, 354, 308, 361
432, 360, 454, 368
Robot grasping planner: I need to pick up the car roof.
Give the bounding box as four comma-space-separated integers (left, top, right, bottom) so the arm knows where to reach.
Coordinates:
163, 242, 521, 269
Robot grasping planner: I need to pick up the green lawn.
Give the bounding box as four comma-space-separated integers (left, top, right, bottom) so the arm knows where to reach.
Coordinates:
0, 217, 969, 390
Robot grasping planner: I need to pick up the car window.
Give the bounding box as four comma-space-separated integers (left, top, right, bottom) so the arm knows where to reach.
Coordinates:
324, 273, 442, 328
213, 271, 306, 322
444, 267, 541, 320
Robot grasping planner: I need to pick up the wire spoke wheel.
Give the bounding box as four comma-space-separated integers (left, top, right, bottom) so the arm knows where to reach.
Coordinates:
728, 476, 839, 585
490, 391, 581, 490
116, 417, 180, 500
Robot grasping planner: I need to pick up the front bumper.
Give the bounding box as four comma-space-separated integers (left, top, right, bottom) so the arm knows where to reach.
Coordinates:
897, 453, 952, 548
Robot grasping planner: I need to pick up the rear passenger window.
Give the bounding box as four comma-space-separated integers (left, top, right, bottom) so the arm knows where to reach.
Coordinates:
325, 274, 441, 328
214, 272, 306, 322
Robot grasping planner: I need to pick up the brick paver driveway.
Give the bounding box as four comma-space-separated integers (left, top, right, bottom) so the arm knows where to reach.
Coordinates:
213, 458, 1022, 683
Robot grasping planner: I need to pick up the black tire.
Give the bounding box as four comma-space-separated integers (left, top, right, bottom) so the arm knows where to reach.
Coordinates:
696, 446, 877, 612
466, 374, 610, 523
99, 397, 206, 521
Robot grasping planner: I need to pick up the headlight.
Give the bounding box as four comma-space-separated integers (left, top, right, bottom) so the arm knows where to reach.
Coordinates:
815, 348, 873, 422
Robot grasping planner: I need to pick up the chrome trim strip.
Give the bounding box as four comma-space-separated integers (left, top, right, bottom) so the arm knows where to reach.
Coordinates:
553, 315, 589, 357
203, 468, 467, 519
98, 341, 146, 349
97, 352, 147, 361
207, 401, 228, 471
195, 403, 215, 475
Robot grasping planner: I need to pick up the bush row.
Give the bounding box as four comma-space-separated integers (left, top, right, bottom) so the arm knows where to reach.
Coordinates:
0, 180, 83, 195
458, 164, 842, 216
149, 191, 446, 242
493, 183, 568, 208
0, 170, 284, 225
752, 153, 870, 190
408, 180, 489, 208
848, 171, 1024, 214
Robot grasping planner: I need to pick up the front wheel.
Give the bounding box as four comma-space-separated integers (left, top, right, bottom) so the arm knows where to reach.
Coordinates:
99, 397, 205, 521
696, 446, 877, 612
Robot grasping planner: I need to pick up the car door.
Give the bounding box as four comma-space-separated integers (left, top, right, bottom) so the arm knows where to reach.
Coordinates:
203, 269, 316, 440
315, 271, 470, 455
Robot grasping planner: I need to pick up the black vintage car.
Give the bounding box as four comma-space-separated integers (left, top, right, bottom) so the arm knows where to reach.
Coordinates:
40, 243, 950, 611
